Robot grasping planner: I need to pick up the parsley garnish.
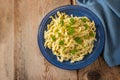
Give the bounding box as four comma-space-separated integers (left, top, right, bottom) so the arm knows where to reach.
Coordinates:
58, 32, 61, 37
68, 27, 74, 35
74, 37, 83, 44
84, 24, 89, 30
55, 29, 59, 32
89, 31, 94, 37
66, 25, 75, 35
81, 18, 87, 22
71, 49, 78, 54
63, 47, 66, 51
60, 19, 64, 26
59, 40, 64, 45
70, 18, 75, 25
51, 35, 56, 41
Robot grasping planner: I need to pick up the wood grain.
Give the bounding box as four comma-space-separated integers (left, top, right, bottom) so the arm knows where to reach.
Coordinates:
0, 0, 14, 80
14, 0, 77, 80
0, 0, 120, 80
77, 57, 120, 80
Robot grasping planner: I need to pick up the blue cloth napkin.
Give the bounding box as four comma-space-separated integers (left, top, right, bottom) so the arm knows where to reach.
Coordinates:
76, 0, 120, 67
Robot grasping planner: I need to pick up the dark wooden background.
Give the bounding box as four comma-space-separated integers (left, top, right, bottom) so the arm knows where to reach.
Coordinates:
0, 0, 120, 80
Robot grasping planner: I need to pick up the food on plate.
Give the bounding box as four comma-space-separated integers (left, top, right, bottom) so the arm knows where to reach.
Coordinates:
44, 11, 96, 63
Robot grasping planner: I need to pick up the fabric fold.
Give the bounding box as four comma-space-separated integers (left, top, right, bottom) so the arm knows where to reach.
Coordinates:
76, 0, 120, 67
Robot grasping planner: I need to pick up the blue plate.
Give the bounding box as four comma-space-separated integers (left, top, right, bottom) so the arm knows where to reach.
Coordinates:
38, 5, 105, 70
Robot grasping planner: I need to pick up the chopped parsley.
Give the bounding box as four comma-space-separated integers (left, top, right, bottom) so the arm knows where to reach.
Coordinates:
66, 25, 71, 28
59, 40, 64, 45
81, 18, 87, 22
70, 18, 75, 25
89, 31, 95, 37
63, 47, 66, 51
84, 24, 89, 30
58, 32, 61, 37
66, 25, 75, 35
68, 27, 74, 35
84, 46, 87, 48
71, 49, 78, 54
74, 37, 83, 44
60, 19, 64, 26
51, 35, 56, 41
55, 29, 59, 32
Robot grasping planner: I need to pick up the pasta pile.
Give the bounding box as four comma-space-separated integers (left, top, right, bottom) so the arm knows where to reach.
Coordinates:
44, 11, 96, 63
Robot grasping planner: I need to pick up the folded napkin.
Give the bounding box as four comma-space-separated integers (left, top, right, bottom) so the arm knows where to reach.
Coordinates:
76, 0, 120, 67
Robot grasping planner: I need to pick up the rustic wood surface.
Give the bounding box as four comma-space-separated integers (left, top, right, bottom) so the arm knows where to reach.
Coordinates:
0, 0, 120, 80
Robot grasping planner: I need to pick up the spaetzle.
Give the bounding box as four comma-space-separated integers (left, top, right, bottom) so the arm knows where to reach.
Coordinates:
44, 11, 96, 63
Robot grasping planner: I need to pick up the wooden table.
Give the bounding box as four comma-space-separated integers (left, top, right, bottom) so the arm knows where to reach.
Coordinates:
0, 0, 120, 80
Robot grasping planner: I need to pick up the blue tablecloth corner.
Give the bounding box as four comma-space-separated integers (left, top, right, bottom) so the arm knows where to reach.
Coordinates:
76, 0, 120, 67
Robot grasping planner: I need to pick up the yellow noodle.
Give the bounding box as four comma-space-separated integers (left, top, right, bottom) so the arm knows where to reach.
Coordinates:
44, 11, 96, 63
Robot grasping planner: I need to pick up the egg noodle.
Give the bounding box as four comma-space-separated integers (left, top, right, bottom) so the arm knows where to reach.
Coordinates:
44, 11, 96, 63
